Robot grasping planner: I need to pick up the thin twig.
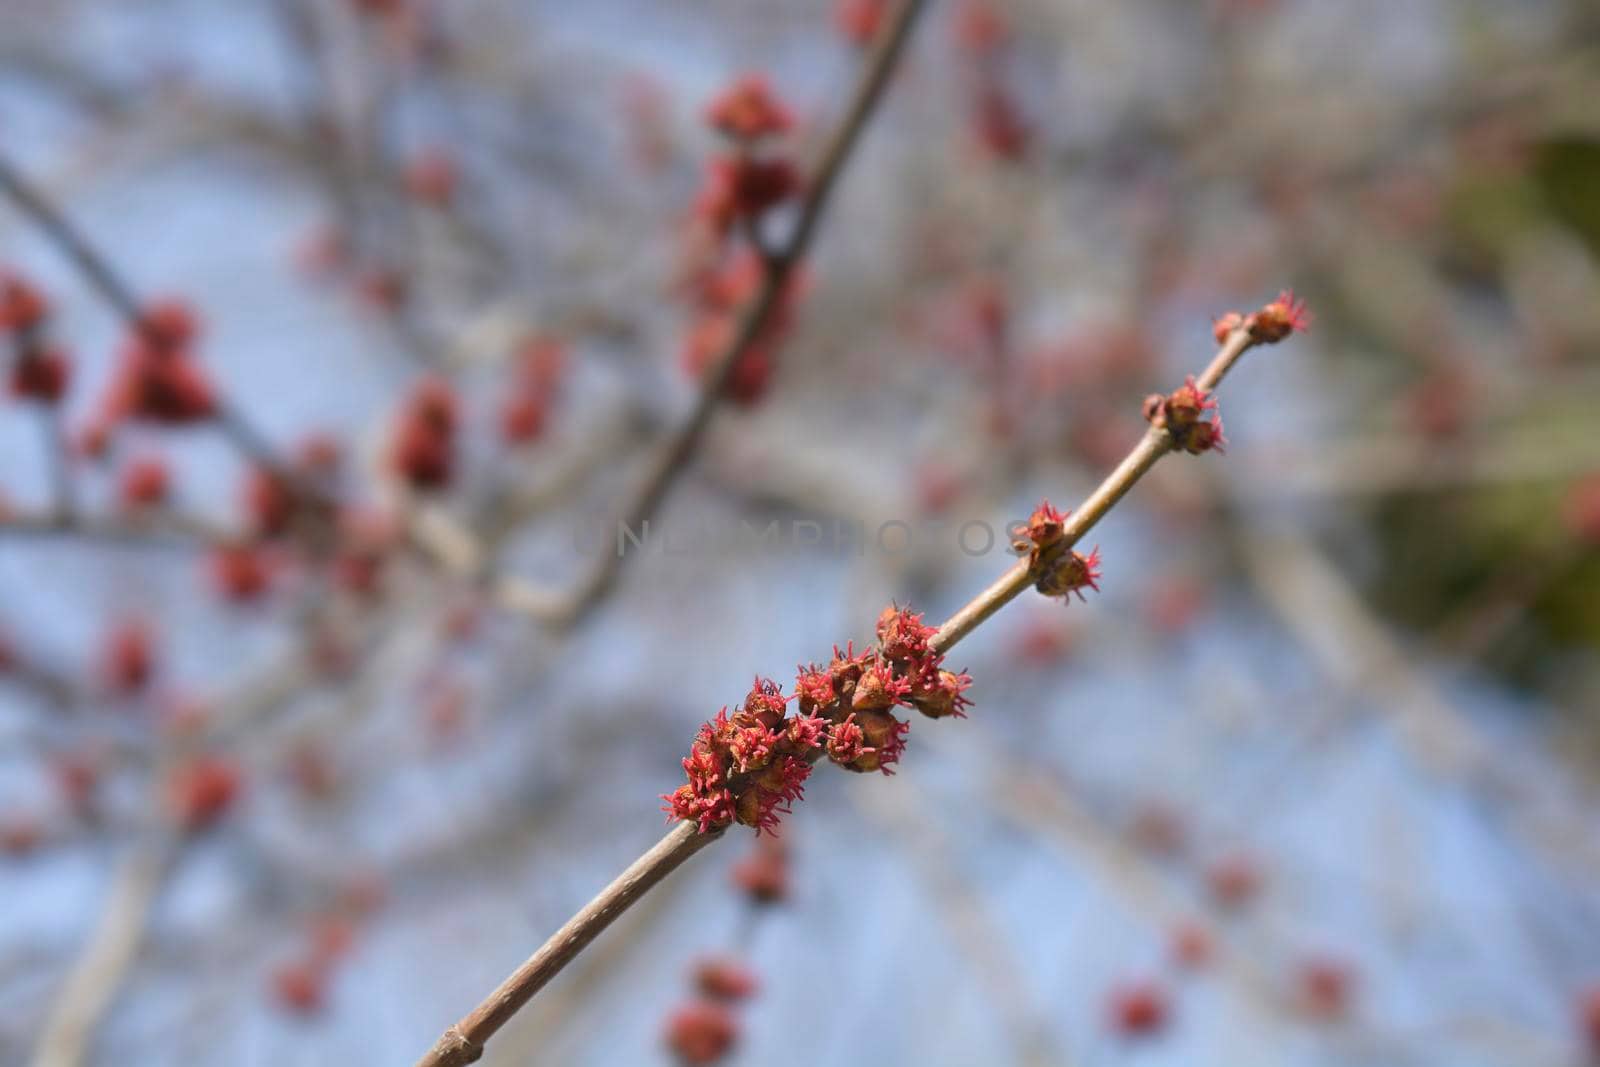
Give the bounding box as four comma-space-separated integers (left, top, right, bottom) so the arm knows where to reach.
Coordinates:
413, 312, 1269, 1064
31, 831, 181, 1067
417, 821, 722, 1067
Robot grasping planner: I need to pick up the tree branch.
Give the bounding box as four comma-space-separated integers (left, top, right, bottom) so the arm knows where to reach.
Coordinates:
413, 318, 1272, 1065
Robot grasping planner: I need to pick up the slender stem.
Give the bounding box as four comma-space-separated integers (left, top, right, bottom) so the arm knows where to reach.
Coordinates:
415, 322, 1267, 1065
32, 831, 181, 1067
417, 822, 720, 1067
932, 327, 1256, 655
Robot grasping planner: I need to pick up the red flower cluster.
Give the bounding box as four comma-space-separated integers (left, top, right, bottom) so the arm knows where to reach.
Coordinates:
269, 898, 373, 1018
389, 377, 458, 490
1143, 375, 1226, 455
1249, 289, 1312, 342
693, 957, 760, 1001
99, 299, 216, 426
1205, 851, 1263, 910
692, 75, 801, 240
693, 156, 800, 240
404, 147, 459, 207
209, 543, 275, 603
678, 75, 808, 408
499, 335, 565, 446
953, 0, 1009, 55
1580, 985, 1600, 1058
1107, 980, 1171, 1038
663, 956, 760, 1066
1296, 956, 1355, 1021
1017, 501, 1102, 602
102, 617, 156, 696
331, 508, 401, 598
834, 0, 890, 44
3, 271, 72, 405
0, 271, 50, 334
951, 1, 1030, 161
731, 834, 789, 904
118, 456, 172, 511
167, 754, 243, 832
679, 252, 803, 405
1214, 289, 1311, 345
705, 75, 794, 142
272, 959, 328, 1017
664, 1000, 739, 1065
664, 606, 972, 834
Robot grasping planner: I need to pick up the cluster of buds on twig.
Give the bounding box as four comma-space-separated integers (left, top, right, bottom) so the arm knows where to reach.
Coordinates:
833, 0, 891, 45
270, 880, 385, 1018
952, 1, 1030, 161
2, 270, 71, 405
165, 753, 243, 833
389, 376, 459, 491
1016, 501, 1102, 602
678, 75, 806, 406
664, 605, 972, 834
662, 955, 760, 1065
1212, 288, 1312, 346
695, 76, 799, 239
1143, 376, 1226, 455
98, 300, 217, 430
664, 808, 797, 1062
679, 250, 803, 406
498, 334, 565, 446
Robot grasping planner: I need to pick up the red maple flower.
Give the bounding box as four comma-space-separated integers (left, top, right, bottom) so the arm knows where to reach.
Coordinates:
972, 83, 1031, 162
209, 544, 274, 603
1108, 981, 1171, 1038
705, 75, 795, 141
1143, 375, 1226, 455
1170, 922, 1214, 969
693, 156, 801, 235
168, 755, 243, 832
9, 347, 70, 404
1020, 501, 1101, 602
118, 456, 171, 510
1297, 956, 1355, 1021
1579, 985, 1600, 1057
0, 816, 43, 857
271, 959, 327, 1017
953, 0, 1009, 55
693, 957, 760, 1002
0, 272, 50, 334
243, 466, 295, 538
834, 0, 890, 44
389, 377, 459, 490
103, 331, 216, 425
678, 313, 776, 406
404, 147, 459, 206
1247, 288, 1311, 343
909, 668, 972, 720
666, 601, 973, 830
139, 298, 200, 350
1206, 851, 1263, 909
102, 617, 157, 696
1211, 310, 1246, 344
731, 835, 789, 904
664, 1000, 739, 1065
